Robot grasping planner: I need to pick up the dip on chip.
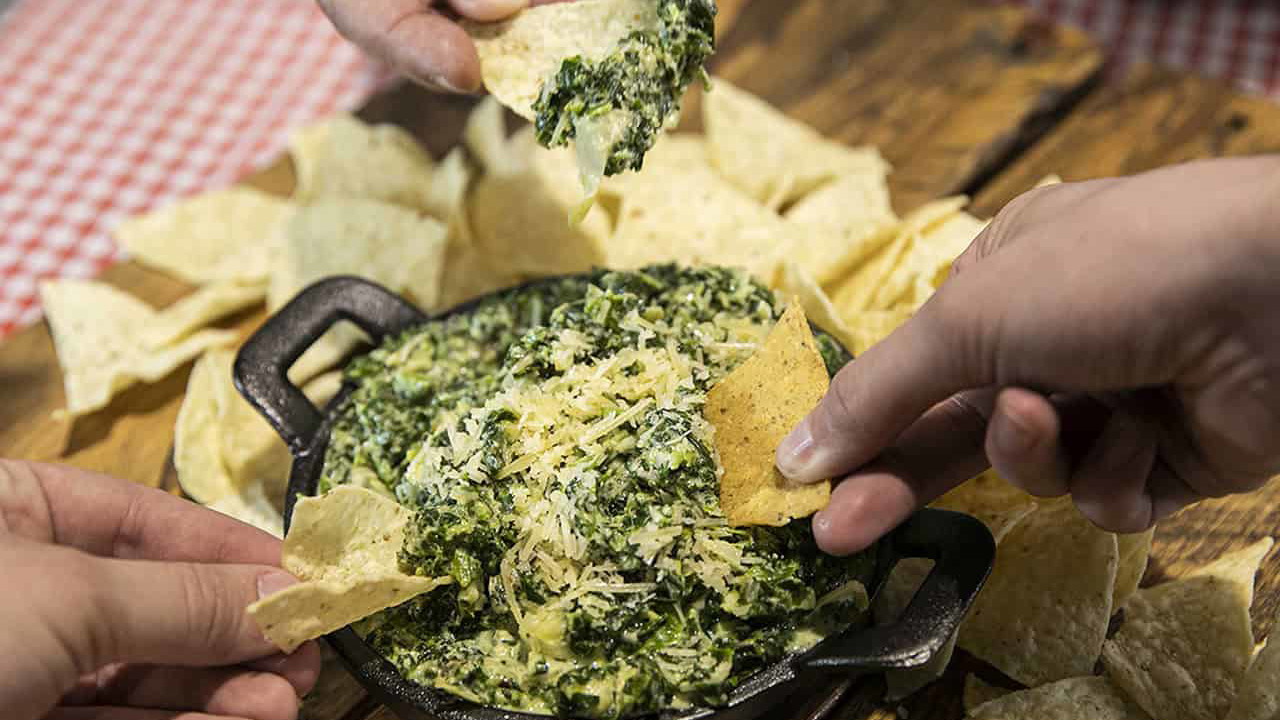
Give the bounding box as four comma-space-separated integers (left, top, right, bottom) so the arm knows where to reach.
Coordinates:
309, 266, 872, 718
466, 0, 715, 199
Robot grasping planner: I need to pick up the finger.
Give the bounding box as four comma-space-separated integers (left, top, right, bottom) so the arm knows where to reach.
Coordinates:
985, 387, 1070, 497
812, 389, 994, 555
319, 0, 481, 92
0, 460, 280, 565
63, 665, 298, 720
1069, 408, 1159, 533
776, 310, 969, 482
242, 642, 323, 698
1146, 459, 1206, 523
77, 555, 296, 670
45, 709, 243, 720
447, 0, 528, 22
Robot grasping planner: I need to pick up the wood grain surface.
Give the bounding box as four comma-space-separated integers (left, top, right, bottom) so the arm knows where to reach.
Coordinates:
2, 1, 1279, 720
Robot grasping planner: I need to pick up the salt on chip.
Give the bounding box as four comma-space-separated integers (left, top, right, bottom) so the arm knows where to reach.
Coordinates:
783, 173, 898, 286
705, 302, 831, 526
1113, 529, 1155, 611
464, 0, 658, 121
289, 114, 435, 211
964, 676, 1013, 713
968, 676, 1149, 720
141, 281, 266, 348
703, 77, 890, 208
1103, 538, 1274, 720
877, 472, 1036, 700
247, 486, 452, 652
115, 186, 293, 284
608, 163, 787, 283
41, 279, 236, 416
959, 498, 1118, 686
1225, 610, 1280, 720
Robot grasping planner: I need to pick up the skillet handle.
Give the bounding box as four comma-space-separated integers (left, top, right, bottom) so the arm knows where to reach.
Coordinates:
799, 508, 995, 673
233, 276, 425, 454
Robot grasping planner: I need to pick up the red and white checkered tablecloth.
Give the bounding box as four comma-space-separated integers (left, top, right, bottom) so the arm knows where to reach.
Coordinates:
0, 0, 1277, 341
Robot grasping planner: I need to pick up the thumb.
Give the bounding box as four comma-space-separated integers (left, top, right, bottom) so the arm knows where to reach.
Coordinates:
776, 284, 996, 483
83, 554, 296, 669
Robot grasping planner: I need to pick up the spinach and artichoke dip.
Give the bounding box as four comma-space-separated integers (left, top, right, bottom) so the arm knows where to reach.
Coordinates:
320, 265, 874, 719
533, 0, 717, 189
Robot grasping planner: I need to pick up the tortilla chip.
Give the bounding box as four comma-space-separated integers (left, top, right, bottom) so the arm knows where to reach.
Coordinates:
141, 281, 266, 348
41, 279, 235, 416
247, 486, 451, 652
207, 481, 286, 539
115, 186, 293, 284
288, 114, 435, 211
423, 146, 473, 227
174, 350, 233, 505
705, 302, 831, 526
959, 498, 1118, 686
885, 210, 988, 310
968, 676, 1148, 720
469, 128, 612, 276
964, 676, 1014, 713
1102, 539, 1274, 720
1226, 613, 1280, 720
462, 97, 521, 177
608, 163, 786, 283
829, 230, 914, 315
703, 77, 889, 208
1113, 529, 1155, 611
843, 307, 914, 355
932, 471, 1038, 542
464, 0, 658, 120
269, 198, 448, 312
775, 261, 857, 354
783, 173, 898, 286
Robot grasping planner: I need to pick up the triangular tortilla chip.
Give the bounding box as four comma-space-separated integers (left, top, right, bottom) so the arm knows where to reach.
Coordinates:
783, 172, 898, 286
880, 209, 987, 310
207, 482, 286, 539
41, 279, 235, 416
705, 302, 831, 526
1113, 529, 1155, 611
608, 163, 786, 283
932, 471, 1038, 541
464, 0, 658, 121
141, 281, 266, 348
775, 261, 857, 355
703, 77, 889, 208
115, 186, 293, 284
1226, 610, 1280, 720
248, 486, 451, 652
174, 350, 234, 505
969, 676, 1149, 720
959, 498, 1118, 686
288, 114, 435, 211
1103, 539, 1274, 720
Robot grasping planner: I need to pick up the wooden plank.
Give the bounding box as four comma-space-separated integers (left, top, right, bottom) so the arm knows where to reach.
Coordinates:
708, 0, 1103, 212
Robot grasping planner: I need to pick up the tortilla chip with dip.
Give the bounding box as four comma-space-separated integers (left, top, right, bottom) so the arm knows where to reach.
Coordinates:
248, 486, 451, 653
705, 301, 831, 526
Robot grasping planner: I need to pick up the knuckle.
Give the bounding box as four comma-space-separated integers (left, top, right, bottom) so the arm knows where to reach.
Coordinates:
175, 563, 241, 657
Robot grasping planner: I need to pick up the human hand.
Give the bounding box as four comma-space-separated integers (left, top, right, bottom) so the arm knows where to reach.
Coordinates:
318, 0, 565, 93
0, 460, 321, 720
775, 156, 1280, 555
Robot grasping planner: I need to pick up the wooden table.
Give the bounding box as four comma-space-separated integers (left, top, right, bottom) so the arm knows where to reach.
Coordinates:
3, 1, 1280, 718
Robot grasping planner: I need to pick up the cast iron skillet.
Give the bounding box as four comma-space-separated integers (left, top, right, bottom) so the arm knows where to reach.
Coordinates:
233, 275, 996, 720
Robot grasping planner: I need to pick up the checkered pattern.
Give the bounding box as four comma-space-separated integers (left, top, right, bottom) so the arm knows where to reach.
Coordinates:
0, 0, 387, 336
0, 0, 1277, 340
1015, 0, 1280, 96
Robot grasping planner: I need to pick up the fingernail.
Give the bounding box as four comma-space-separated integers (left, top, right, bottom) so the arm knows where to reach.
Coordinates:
991, 410, 1035, 457
776, 422, 819, 481
258, 571, 298, 600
